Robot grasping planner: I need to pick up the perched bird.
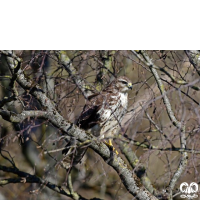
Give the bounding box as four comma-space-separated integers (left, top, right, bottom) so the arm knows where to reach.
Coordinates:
61, 76, 133, 169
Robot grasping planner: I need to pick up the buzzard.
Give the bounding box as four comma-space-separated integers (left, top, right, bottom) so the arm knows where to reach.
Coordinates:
61, 76, 133, 169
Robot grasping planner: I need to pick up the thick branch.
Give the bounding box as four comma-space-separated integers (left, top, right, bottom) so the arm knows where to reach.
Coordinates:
0, 109, 47, 123
119, 141, 155, 194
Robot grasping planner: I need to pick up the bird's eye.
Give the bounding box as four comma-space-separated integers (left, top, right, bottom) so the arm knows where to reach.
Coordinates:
121, 81, 127, 84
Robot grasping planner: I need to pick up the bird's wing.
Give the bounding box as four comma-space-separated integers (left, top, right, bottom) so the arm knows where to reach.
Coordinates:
76, 93, 104, 129
61, 92, 120, 170
61, 93, 104, 170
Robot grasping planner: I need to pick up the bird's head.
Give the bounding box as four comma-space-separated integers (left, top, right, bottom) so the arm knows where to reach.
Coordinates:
114, 76, 133, 93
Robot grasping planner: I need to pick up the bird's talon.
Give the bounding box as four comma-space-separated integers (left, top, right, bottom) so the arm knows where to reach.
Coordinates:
104, 139, 118, 155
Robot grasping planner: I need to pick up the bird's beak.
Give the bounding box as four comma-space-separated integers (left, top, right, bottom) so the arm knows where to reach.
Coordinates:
128, 83, 133, 90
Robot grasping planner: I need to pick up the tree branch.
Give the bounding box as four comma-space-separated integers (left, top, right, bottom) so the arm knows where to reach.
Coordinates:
0, 165, 90, 200
0, 109, 47, 123
55, 51, 93, 98
119, 141, 156, 195
185, 50, 200, 76
132, 50, 200, 91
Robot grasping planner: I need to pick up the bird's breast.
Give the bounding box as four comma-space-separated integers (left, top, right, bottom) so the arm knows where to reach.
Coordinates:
101, 109, 112, 121
119, 92, 128, 108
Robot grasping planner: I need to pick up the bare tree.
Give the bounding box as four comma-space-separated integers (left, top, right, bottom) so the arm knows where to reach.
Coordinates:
0, 50, 200, 200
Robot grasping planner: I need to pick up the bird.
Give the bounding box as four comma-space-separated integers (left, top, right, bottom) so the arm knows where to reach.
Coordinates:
61, 76, 133, 169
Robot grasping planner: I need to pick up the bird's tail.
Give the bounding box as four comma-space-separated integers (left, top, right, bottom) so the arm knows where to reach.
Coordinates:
61, 138, 88, 170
